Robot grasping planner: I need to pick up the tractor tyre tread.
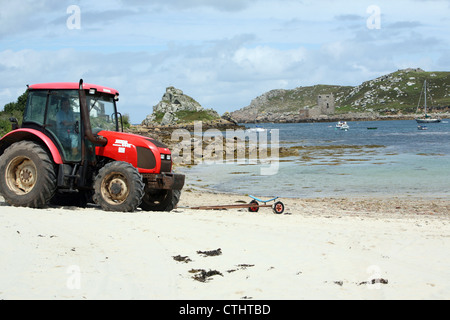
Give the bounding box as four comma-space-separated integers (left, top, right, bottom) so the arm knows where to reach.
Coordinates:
140, 189, 181, 212
0, 141, 56, 208
93, 161, 145, 212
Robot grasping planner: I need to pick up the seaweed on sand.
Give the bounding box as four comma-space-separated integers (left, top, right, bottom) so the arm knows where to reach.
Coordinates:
190, 269, 223, 282
197, 248, 222, 257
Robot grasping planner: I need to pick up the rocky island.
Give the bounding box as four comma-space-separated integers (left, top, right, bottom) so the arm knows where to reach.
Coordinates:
141, 86, 240, 130
129, 86, 242, 152
231, 68, 450, 123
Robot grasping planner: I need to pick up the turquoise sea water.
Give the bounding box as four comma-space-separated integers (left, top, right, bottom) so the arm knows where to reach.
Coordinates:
179, 120, 450, 199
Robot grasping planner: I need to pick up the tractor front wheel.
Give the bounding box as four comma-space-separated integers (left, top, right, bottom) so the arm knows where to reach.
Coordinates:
140, 188, 181, 212
0, 141, 56, 208
94, 161, 145, 212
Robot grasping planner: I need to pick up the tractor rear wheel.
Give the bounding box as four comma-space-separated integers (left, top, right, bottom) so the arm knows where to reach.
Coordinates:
140, 188, 181, 212
0, 141, 56, 208
93, 161, 145, 212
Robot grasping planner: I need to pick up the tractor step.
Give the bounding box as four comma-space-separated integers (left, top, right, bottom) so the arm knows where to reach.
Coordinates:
64, 174, 80, 179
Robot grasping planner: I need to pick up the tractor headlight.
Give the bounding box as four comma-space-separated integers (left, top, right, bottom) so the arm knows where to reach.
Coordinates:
160, 154, 171, 161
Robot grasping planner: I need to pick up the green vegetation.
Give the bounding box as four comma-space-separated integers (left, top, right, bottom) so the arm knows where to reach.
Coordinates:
173, 110, 219, 123
260, 85, 353, 114
252, 70, 450, 116
121, 113, 132, 130
334, 104, 359, 115
153, 111, 165, 123
336, 70, 450, 114
0, 90, 27, 136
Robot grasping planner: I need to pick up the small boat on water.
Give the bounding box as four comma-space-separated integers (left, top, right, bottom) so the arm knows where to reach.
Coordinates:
417, 116, 441, 124
367, 127, 378, 130
416, 80, 441, 124
336, 121, 349, 131
417, 125, 428, 131
247, 126, 267, 133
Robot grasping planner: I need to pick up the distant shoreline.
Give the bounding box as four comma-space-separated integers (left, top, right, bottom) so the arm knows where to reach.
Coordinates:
236, 112, 450, 124
132, 112, 450, 131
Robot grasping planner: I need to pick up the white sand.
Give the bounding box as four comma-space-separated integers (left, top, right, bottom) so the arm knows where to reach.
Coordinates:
0, 192, 449, 300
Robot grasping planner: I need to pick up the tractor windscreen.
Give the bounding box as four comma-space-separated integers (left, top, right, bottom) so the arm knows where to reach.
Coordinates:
87, 93, 119, 132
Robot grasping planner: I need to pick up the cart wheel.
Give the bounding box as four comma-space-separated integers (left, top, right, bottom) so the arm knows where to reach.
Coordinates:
273, 201, 285, 214
248, 200, 259, 213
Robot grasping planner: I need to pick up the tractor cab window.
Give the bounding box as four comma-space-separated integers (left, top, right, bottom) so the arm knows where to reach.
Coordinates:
24, 91, 47, 125
46, 90, 81, 162
87, 94, 118, 132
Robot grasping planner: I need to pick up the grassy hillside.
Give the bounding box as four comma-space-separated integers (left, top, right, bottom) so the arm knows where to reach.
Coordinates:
337, 69, 450, 114
234, 69, 450, 119
258, 85, 353, 113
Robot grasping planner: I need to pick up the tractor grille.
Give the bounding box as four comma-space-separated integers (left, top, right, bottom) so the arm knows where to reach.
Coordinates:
160, 159, 172, 173
137, 147, 156, 170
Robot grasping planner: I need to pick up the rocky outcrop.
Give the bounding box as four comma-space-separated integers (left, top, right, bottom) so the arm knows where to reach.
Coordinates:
142, 86, 241, 129
142, 86, 217, 126
221, 111, 239, 125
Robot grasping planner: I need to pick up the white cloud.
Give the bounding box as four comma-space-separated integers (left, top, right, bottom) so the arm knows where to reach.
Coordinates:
233, 46, 306, 79
121, 0, 267, 12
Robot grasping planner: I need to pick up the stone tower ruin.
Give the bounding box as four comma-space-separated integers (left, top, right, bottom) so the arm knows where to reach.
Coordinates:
317, 94, 335, 115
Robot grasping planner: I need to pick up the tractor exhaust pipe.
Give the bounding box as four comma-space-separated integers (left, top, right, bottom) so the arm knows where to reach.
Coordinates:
79, 79, 108, 147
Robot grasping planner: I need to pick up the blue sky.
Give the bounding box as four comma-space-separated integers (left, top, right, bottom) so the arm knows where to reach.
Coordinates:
1, 0, 450, 123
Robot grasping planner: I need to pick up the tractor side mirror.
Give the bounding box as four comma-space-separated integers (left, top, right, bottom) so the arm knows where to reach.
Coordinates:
9, 117, 19, 130
115, 112, 124, 132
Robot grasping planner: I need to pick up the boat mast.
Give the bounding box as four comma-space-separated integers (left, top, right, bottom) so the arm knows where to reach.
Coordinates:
424, 80, 427, 116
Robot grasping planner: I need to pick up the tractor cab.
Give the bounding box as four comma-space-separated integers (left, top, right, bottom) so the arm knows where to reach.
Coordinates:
24, 82, 120, 163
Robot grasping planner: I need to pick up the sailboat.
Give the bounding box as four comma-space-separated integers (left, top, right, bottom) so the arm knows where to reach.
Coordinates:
416, 80, 441, 124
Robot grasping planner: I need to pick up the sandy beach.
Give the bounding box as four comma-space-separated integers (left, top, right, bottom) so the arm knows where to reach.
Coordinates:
0, 191, 449, 300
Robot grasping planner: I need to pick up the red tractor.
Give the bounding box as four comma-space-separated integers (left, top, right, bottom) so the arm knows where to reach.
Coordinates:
0, 80, 184, 212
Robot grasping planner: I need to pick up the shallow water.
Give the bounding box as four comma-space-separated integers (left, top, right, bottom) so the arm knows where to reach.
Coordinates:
179, 120, 450, 198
